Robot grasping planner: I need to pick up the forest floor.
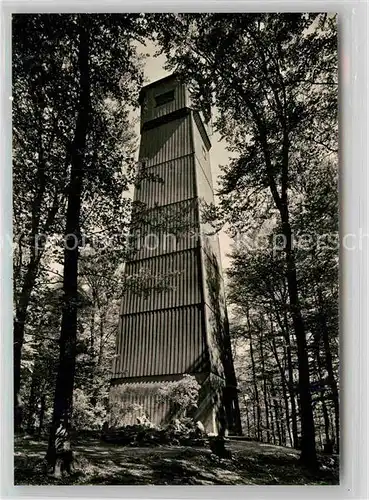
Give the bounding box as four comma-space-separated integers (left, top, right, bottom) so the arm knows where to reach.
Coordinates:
14, 435, 339, 486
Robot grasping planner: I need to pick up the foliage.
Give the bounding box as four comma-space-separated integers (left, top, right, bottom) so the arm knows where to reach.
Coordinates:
12, 13, 147, 430
71, 389, 107, 430
227, 156, 339, 451
157, 374, 201, 419
108, 375, 201, 429
13, 13, 339, 479
102, 419, 207, 447
155, 12, 338, 466
108, 402, 146, 429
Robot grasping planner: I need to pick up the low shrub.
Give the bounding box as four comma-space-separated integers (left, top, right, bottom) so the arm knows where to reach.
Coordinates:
102, 418, 207, 447
108, 401, 145, 428
71, 389, 106, 430
157, 375, 200, 420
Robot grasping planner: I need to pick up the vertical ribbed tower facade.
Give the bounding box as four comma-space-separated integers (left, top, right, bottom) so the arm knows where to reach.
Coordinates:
111, 75, 242, 435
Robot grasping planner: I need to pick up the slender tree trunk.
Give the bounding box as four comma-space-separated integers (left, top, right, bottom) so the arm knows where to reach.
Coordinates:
90, 306, 95, 354
26, 367, 39, 434
264, 126, 317, 464
259, 330, 270, 443
38, 394, 46, 438
281, 383, 291, 446
271, 335, 293, 447
282, 216, 317, 466
14, 199, 60, 430
318, 426, 323, 450
270, 295, 299, 448
88, 305, 96, 392
280, 402, 287, 446
283, 382, 292, 445
13, 98, 53, 429
270, 377, 282, 446
316, 287, 339, 453
248, 324, 261, 440
251, 395, 257, 439
244, 396, 251, 437
268, 389, 276, 444
98, 308, 106, 365
320, 396, 330, 445
283, 310, 299, 448
329, 405, 337, 452
14, 316, 26, 431
14, 262, 38, 430
314, 338, 334, 452
46, 18, 90, 472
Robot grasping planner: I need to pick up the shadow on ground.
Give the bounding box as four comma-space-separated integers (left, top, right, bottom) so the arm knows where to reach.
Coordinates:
14, 435, 339, 486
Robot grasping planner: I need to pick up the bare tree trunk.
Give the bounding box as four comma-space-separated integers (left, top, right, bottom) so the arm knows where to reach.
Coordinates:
314, 337, 334, 452
283, 311, 299, 449
321, 396, 331, 445
38, 394, 46, 438
270, 298, 299, 448
281, 344, 293, 447
268, 389, 276, 444
244, 396, 251, 437
269, 324, 293, 447
270, 377, 282, 446
13, 107, 60, 431
264, 126, 317, 463
90, 307, 95, 354
46, 17, 90, 473
316, 287, 339, 453
282, 218, 316, 465
14, 261, 39, 431
280, 402, 287, 446
98, 308, 106, 366
247, 313, 261, 441
26, 367, 39, 434
259, 329, 270, 443
251, 396, 257, 439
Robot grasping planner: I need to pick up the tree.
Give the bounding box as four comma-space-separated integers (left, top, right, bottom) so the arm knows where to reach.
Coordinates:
12, 14, 74, 428
39, 13, 147, 472
155, 13, 337, 466
21, 285, 62, 437
45, 15, 92, 472
12, 13, 148, 435
293, 158, 339, 450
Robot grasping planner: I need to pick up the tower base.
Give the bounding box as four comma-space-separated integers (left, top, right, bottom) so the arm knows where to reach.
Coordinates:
109, 373, 239, 435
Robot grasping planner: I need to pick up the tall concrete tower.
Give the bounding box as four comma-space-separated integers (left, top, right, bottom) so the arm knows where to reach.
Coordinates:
111, 74, 241, 435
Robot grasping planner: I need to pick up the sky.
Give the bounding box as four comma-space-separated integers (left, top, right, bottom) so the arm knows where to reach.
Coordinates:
134, 41, 234, 269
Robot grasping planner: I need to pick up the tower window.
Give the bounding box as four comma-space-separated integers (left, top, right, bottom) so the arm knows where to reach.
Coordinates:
155, 90, 175, 107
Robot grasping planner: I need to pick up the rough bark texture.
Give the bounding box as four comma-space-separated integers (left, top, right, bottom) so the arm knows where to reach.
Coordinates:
46, 17, 90, 472
283, 225, 317, 466
14, 260, 39, 429
317, 287, 340, 452
259, 331, 270, 443
246, 308, 261, 441
283, 313, 299, 449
